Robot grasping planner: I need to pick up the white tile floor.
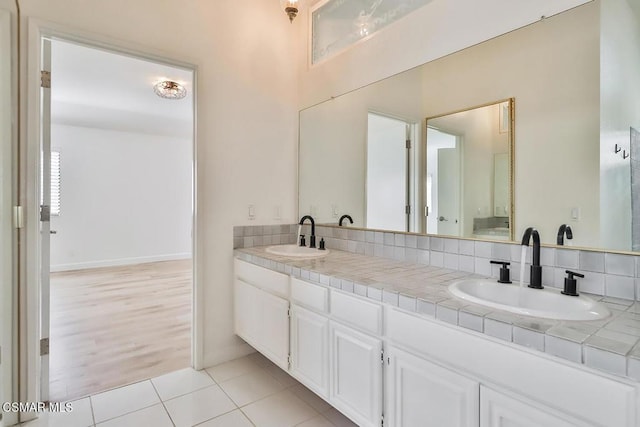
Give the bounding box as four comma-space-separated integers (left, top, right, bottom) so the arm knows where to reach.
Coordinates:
20, 353, 357, 427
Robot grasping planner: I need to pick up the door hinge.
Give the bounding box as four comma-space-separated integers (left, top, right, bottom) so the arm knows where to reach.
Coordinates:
13, 205, 24, 229
424, 206, 429, 217
287, 354, 291, 370
41, 70, 51, 88
287, 307, 291, 318
381, 414, 384, 427
40, 205, 50, 222
40, 338, 49, 356
405, 205, 411, 215
380, 349, 384, 364
406, 139, 411, 149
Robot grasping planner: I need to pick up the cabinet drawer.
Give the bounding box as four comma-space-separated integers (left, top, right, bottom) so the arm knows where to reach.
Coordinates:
291, 278, 329, 313
330, 290, 382, 335
234, 259, 289, 297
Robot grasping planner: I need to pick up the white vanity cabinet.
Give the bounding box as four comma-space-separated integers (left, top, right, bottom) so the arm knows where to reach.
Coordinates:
386, 307, 638, 427
385, 346, 479, 427
234, 260, 290, 370
290, 277, 383, 427
290, 304, 329, 398
329, 320, 383, 427
329, 289, 384, 427
234, 259, 639, 427
480, 386, 579, 427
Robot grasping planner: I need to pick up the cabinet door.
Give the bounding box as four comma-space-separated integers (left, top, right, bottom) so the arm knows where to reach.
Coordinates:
261, 290, 290, 370
234, 278, 289, 370
329, 321, 382, 427
386, 346, 479, 427
480, 386, 583, 427
290, 305, 329, 398
234, 278, 262, 345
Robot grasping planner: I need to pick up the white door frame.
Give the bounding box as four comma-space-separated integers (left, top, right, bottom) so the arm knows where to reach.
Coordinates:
19, 17, 202, 415
0, 3, 18, 425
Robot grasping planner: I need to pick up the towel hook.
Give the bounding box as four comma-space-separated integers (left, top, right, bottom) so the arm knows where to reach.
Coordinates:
615, 144, 622, 153
623, 150, 630, 160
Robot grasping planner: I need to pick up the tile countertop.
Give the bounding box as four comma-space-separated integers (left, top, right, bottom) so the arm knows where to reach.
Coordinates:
235, 246, 640, 383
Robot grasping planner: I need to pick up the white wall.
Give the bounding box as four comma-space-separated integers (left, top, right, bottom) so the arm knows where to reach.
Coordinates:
600, 0, 640, 251
49, 124, 192, 271
19, 0, 299, 367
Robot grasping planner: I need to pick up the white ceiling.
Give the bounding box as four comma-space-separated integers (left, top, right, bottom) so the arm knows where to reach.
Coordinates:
51, 39, 193, 139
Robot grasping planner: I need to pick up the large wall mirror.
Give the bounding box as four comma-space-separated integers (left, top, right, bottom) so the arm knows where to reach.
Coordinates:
299, 0, 640, 253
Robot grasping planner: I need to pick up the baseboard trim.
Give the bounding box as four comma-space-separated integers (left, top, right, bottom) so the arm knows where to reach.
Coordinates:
50, 253, 192, 272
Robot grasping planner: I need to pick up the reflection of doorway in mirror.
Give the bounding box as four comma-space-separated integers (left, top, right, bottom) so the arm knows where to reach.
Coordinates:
426, 127, 460, 236
366, 113, 417, 232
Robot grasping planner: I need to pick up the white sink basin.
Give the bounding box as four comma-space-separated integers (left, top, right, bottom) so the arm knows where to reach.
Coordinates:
265, 244, 330, 258
448, 279, 610, 321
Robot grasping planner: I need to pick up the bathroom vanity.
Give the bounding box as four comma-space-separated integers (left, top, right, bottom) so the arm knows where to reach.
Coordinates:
234, 246, 640, 427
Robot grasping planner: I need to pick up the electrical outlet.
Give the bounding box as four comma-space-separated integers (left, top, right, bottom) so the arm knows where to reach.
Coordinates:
248, 204, 256, 220
332, 204, 339, 218
274, 205, 282, 220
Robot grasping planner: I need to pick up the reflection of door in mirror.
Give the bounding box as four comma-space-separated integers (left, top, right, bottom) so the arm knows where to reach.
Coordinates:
366, 113, 416, 232
426, 127, 460, 236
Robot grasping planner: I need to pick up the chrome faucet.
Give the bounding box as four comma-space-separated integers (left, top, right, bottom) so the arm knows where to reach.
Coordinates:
521, 227, 543, 289
339, 214, 353, 226
299, 215, 316, 248
556, 224, 573, 246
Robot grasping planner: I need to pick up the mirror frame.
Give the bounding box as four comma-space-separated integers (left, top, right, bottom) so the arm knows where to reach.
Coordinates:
423, 97, 515, 241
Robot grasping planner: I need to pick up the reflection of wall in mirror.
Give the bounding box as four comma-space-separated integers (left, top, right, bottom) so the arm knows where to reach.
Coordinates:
299, 66, 424, 227
600, 0, 640, 251
494, 153, 510, 217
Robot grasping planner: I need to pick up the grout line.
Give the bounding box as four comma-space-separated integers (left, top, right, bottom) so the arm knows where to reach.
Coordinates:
206, 370, 258, 427
191, 407, 248, 427
150, 370, 217, 403
149, 379, 176, 427
92, 381, 161, 424
88, 395, 97, 427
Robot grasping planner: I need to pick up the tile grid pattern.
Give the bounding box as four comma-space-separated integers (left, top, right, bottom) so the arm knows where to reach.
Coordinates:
21, 353, 356, 427
236, 245, 640, 381
233, 224, 640, 302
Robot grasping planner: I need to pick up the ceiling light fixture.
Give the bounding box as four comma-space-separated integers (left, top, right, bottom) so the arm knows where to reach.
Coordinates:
282, 0, 298, 23
153, 80, 187, 100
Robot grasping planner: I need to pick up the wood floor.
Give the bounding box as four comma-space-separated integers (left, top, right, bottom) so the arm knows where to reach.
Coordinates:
49, 259, 192, 402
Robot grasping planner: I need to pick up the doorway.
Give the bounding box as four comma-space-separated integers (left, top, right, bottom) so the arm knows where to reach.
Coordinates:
41, 38, 195, 402
426, 127, 461, 236
366, 113, 418, 232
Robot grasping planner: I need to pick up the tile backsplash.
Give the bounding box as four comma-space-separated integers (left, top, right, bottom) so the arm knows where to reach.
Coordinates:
233, 224, 640, 301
